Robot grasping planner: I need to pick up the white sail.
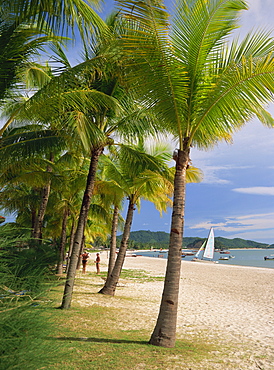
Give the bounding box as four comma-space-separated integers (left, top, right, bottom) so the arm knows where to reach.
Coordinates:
202, 228, 214, 260
194, 240, 206, 259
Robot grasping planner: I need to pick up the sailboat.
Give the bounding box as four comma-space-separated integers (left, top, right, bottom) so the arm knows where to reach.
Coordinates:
192, 228, 218, 263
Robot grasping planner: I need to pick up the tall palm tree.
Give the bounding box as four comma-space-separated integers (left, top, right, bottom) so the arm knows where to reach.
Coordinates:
117, 0, 274, 347
24, 16, 162, 309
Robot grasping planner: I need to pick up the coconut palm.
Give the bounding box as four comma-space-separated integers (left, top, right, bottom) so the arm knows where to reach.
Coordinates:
42, 152, 89, 273
99, 142, 202, 295
117, 0, 274, 347
19, 15, 163, 309
0, 123, 70, 240
94, 155, 126, 277
98, 142, 174, 295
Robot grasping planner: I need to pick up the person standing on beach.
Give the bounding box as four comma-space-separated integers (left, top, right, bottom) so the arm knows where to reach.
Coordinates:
95, 253, 100, 274
81, 251, 89, 274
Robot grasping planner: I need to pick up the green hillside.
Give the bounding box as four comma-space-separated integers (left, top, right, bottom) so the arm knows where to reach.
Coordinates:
117, 230, 272, 249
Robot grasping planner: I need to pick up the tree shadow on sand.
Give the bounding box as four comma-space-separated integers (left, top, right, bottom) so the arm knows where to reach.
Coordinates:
47, 336, 148, 345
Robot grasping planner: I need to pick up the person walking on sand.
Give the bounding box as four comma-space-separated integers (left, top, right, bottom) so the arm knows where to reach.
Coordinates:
81, 251, 89, 274
95, 253, 100, 274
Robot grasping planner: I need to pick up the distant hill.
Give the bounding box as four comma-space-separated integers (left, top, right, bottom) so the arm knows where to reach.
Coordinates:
117, 230, 273, 249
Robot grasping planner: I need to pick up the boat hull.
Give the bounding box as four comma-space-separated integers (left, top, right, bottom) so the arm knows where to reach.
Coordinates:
264, 256, 274, 260
192, 258, 218, 264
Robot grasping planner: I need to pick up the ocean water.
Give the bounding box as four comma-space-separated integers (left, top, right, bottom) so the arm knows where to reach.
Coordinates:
134, 249, 274, 269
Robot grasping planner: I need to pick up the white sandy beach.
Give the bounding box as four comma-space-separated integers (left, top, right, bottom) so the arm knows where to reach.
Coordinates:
76, 252, 274, 369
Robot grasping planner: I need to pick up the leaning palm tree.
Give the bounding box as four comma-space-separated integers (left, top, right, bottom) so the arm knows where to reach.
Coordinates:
93, 161, 125, 277
98, 142, 175, 296
117, 0, 274, 347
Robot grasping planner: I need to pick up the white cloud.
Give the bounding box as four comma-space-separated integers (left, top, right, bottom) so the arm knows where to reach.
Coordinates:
233, 187, 274, 196
239, 0, 274, 32
200, 166, 231, 184
228, 229, 274, 243
189, 212, 274, 235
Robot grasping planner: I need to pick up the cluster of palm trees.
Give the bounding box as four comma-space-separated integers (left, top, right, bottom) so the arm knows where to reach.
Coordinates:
1, 0, 274, 348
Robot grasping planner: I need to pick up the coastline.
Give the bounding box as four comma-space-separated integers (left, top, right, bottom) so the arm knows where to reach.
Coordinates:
128, 248, 274, 270
78, 252, 274, 369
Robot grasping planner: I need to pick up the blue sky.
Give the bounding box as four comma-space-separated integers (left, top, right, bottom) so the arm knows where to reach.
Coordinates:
97, 0, 274, 244
2, 1, 274, 244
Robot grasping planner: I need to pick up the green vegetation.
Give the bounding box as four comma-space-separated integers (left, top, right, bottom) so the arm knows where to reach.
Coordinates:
0, 274, 219, 370
1, 0, 274, 352
0, 225, 62, 370
100, 268, 165, 282
116, 230, 272, 250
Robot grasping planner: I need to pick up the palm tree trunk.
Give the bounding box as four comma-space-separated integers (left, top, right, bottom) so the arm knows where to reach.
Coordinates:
32, 183, 51, 239
65, 220, 76, 273
149, 148, 189, 348
107, 205, 119, 278
99, 198, 135, 296
77, 235, 85, 270
56, 207, 68, 275
32, 153, 54, 240
60, 147, 103, 309
31, 209, 36, 230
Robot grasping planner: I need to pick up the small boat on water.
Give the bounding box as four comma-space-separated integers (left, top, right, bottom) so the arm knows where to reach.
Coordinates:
220, 250, 230, 254
219, 255, 235, 260
264, 255, 274, 260
192, 228, 218, 263
182, 251, 195, 257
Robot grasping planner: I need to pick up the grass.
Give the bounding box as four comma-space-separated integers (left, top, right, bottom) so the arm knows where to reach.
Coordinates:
100, 268, 165, 282
0, 271, 231, 370
42, 299, 214, 370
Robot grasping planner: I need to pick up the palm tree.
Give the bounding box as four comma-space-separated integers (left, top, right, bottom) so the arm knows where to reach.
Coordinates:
117, 0, 274, 347
23, 16, 163, 309
0, 0, 108, 136
99, 142, 174, 295
94, 154, 126, 276
42, 152, 88, 273
0, 123, 70, 240
99, 143, 202, 295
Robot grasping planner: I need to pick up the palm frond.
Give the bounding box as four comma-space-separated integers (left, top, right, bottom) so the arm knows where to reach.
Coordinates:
3, 0, 108, 40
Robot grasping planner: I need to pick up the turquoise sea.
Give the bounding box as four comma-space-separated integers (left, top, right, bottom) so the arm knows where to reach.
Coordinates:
134, 249, 274, 269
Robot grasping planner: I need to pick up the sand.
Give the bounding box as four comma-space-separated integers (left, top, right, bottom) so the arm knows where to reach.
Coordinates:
76, 252, 274, 369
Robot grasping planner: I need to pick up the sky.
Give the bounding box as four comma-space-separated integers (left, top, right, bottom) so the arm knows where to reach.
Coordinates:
98, 0, 274, 244
2, 0, 274, 244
